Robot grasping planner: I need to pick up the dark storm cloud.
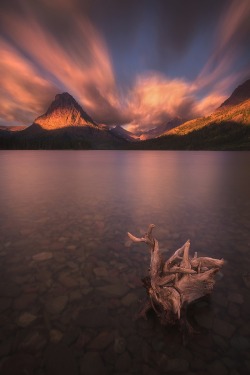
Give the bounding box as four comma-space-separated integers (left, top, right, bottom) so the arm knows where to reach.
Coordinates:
0, 0, 249, 129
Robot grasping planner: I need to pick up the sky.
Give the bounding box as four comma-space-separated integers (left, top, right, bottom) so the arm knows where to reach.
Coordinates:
0, 0, 250, 132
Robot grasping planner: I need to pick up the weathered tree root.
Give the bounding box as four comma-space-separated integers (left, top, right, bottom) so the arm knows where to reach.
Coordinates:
128, 224, 224, 333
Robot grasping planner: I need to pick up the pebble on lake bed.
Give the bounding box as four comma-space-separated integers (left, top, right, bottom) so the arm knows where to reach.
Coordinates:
32, 252, 53, 261
17, 312, 37, 327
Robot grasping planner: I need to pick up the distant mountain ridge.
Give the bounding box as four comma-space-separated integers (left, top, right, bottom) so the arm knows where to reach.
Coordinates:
0, 125, 28, 132
137, 118, 186, 140
0, 93, 128, 149
110, 125, 140, 142
219, 79, 250, 108
135, 79, 250, 150
0, 79, 250, 150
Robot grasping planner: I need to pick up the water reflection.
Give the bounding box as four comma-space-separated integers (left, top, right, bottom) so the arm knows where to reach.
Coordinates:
0, 150, 250, 374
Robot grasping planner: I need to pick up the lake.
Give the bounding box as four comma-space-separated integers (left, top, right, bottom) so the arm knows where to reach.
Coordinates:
0, 150, 250, 374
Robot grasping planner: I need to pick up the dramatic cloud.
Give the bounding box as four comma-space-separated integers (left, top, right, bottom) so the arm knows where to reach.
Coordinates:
124, 75, 196, 133
0, 0, 249, 130
1, 5, 123, 125
0, 39, 57, 126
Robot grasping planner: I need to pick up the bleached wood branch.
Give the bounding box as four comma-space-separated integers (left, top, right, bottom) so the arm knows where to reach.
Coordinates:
128, 224, 224, 329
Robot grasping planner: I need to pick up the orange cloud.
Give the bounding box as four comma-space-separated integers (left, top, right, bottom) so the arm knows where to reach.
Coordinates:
0, 0, 249, 131
0, 38, 56, 125
196, 0, 250, 93
1, 7, 121, 124
123, 74, 196, 132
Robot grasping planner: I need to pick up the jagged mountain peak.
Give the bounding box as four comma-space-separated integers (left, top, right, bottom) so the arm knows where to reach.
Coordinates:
219, 79, 250, 108
34, 92, 97, 130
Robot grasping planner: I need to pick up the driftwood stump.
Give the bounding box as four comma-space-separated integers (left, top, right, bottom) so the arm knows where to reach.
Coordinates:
128, 224, 224, 332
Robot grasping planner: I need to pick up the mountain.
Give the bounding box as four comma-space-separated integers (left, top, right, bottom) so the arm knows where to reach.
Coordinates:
0, 93, 128, 150
1, 80, 250, 150
0, 125, 28, 131
134, 79, 250, 150
110, 125, 140, 142
138, 118, 186, 140
34, 92, 97, 129
219, 79, 250, 108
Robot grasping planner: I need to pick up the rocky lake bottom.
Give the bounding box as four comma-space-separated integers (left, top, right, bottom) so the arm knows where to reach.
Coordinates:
0, 150, 250, 374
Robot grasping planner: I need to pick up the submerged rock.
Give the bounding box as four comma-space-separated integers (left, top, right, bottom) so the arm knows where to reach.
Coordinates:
17, 312, 37, 327
32, 252, 53, 261
50, 329, 64, 343
45, 296, 68, 314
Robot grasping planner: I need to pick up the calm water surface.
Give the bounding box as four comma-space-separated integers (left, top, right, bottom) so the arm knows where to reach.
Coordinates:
0, 151, 250, 374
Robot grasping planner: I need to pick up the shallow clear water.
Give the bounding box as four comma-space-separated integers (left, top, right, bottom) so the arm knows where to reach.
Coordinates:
0, 150, 250, 374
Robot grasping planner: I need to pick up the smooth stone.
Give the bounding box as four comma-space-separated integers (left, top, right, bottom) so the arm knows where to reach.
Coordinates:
32, 252, 53, 261
59, 274, 78, 288
208, 360, 228, 375
17, 312, 37, 327
14, 293, 37, 310
212, 318, 236, 338
50, 329, 63, 343
167, 358, 189, 372
88, 331, 114, 350
121, 292, 138, 307
97, 284, 128, 298
228, 293, 244, 304
94, 267, 108, 278
80, 351, 107, 375
115, 351, 131, 372
46, 296, 68, 314
45, 343, 78, 375
67, 245, 77, 251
